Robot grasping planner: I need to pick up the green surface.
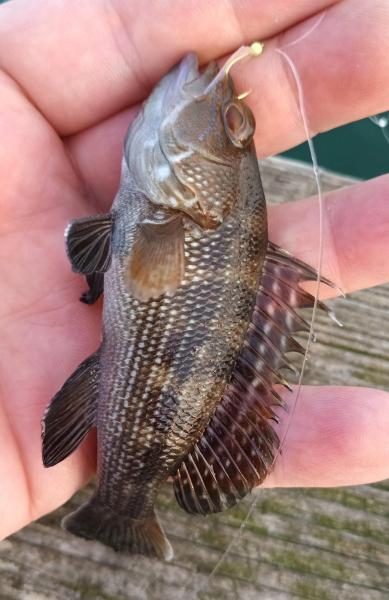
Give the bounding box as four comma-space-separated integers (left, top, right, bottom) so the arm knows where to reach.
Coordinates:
281, 115, 389, 180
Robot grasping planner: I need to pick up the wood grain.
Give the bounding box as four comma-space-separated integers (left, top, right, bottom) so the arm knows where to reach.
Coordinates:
2, 157, 388, 600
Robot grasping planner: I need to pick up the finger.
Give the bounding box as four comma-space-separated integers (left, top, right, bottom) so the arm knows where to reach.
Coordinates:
262, 386, 389, 488
66, 106, 389, 298
0, 0, 340, 135
66, 107, 138, 209
64, 0, 389, 173
267, 174, 389, 296
245, 0, 389, 156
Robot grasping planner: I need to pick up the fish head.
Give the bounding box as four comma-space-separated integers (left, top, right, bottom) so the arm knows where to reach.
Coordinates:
125, 53, 256, 230
172, 54, 256, 155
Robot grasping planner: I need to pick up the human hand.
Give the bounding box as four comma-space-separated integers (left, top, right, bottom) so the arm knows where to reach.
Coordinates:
0, 0, 388, 540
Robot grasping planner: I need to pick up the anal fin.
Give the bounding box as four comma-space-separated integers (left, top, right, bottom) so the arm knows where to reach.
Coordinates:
42, 350, 100, 467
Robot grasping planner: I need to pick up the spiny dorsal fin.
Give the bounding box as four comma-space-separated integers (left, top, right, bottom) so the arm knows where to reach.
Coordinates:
127, 214, 185, 302
42, 350, 100, 467
65, 213, 113, 274
173, 242, 337, 514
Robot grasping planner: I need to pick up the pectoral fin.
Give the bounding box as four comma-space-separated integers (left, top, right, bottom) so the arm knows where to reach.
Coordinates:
42, 350, 100, 467
65, 214, 113, 274
127, 215, 185, 301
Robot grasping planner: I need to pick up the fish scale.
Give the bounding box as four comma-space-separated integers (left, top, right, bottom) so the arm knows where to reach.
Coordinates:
95, 149, 265, 511
42, 50, 333, 560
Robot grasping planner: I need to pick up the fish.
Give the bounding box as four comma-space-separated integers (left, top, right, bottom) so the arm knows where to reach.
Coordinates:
41, 45, 334, 561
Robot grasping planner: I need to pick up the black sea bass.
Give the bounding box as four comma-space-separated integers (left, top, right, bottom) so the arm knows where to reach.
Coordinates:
42, 44, 332, 561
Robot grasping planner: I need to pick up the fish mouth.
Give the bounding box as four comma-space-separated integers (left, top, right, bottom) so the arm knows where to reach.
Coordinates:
136, 53, 219, 129
170, 53, 219, 100
123, 52, 223, 220
175, 53, 200, 88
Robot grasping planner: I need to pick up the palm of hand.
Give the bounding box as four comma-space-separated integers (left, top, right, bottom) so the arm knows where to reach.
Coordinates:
0, 92, 103, 534
1, 0, 389, 542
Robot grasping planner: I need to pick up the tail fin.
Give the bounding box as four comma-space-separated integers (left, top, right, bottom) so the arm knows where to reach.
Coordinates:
62, 496, 173, 561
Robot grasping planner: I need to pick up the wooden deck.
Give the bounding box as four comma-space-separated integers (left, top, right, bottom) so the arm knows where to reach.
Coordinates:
2, 158, 389, 600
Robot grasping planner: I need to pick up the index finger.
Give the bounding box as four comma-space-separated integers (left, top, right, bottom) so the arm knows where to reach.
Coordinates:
0, 0, 339, 135
262, 386, 389, 489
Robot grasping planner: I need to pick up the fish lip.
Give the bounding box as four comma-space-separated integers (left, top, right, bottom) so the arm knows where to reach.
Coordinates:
170, 52, 200, 97
178, 52, 200, 85
177, 53, 220, 98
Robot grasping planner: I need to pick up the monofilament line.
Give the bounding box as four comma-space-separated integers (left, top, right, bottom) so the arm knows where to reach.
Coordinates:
195, 48, 326, 599
272, 46, 325, 468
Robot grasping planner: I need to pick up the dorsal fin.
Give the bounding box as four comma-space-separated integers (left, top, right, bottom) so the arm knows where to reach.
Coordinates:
173, 242, 336, 514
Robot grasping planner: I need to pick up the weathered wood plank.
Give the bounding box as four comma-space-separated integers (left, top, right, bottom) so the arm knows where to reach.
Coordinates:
2, 157, 388, 600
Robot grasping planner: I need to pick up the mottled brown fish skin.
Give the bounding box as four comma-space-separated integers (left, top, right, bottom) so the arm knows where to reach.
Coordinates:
96, 148, 267, 521
42, 51, 335, 559
43, 53, 274, 560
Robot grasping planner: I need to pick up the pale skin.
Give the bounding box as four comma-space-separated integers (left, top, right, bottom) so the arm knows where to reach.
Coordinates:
0, 0, 388, 540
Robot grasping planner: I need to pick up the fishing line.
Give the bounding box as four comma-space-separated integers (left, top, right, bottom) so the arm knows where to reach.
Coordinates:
280, 10, 326, 50
194, 33, 329, 598
271, 46, 324, 467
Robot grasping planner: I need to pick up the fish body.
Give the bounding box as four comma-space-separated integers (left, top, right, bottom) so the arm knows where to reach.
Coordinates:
42, 51, 331, 560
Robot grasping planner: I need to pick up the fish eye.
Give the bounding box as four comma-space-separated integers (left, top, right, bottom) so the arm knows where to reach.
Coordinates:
222, 101, 255, 148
